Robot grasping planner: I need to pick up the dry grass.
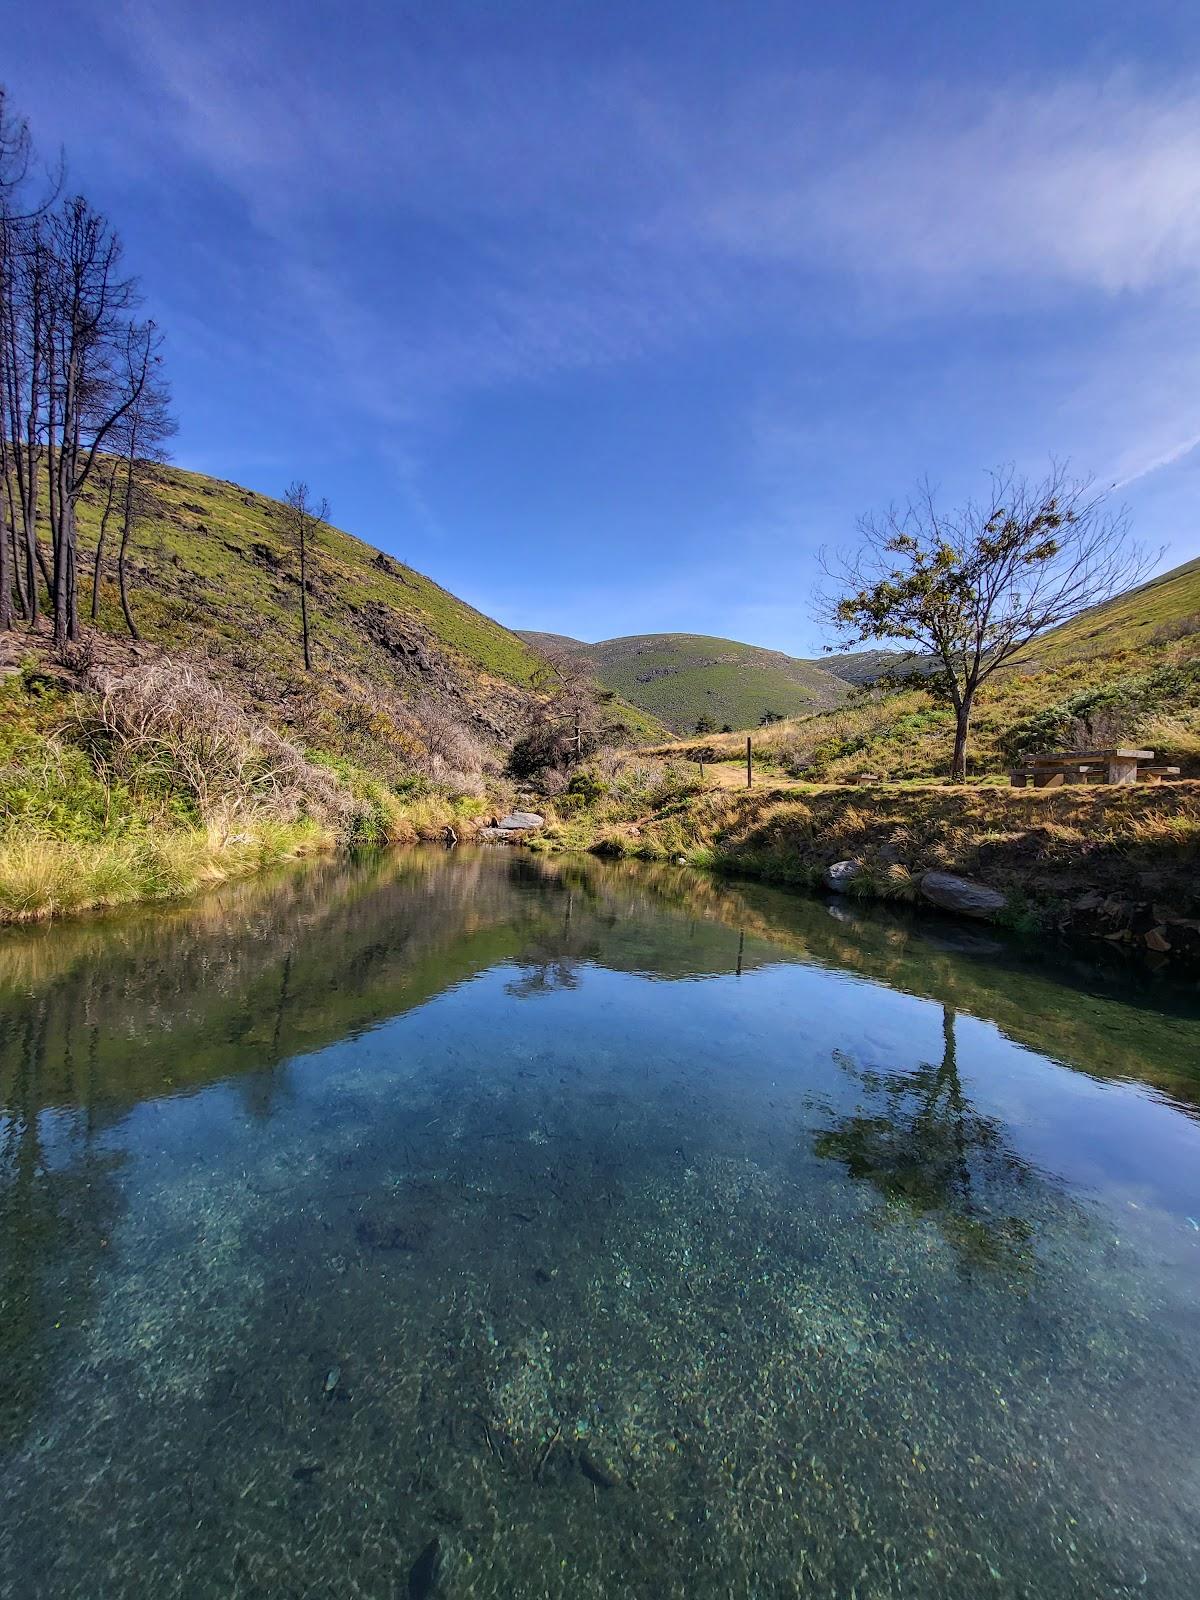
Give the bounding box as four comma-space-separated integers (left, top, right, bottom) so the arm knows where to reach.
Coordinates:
548, 778, 1200, 926
0, 652, 498, 923
81, 658, 355, 830
0, 819, 333, 923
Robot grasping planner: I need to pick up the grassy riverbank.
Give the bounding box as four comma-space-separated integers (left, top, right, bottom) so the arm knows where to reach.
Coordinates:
0, 652, 488, 924
0, 821, 334, 923
531, 774, 1200, 956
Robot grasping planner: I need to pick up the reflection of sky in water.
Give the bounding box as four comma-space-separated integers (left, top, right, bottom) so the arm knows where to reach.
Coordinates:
1, 848, 1199, 1598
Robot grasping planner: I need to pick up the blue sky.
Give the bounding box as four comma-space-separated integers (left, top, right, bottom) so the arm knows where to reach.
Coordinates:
8, 1, 1200, 654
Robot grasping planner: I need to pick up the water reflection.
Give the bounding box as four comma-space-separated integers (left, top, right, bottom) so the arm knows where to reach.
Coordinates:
0, 848, 1198, 1598
815, 1008, 1037, 1271
0, 1003, 126, 1453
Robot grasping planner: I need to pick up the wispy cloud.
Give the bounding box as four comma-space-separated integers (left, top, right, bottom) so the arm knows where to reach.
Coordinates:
94, 3, 1200, 563
696, 74, 1200, 301
1112, 432, 1200, 490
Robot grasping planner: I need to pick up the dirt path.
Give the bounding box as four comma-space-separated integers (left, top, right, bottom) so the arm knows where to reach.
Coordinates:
694, 760, 808, 790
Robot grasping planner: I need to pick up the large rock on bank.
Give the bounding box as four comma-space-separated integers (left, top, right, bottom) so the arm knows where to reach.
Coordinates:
823, 859, 862, 893
919, 871, 1006, 920
497, 811, 544, 830
480, 810, 545, 842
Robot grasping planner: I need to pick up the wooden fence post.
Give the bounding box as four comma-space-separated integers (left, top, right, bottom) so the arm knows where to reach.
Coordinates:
746, 736, 753, 789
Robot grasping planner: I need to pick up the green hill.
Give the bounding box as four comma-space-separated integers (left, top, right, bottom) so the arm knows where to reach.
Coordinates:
1021, 555, 1200, 666
74, 464, 544, 741
56, 464, 660, 744
631, 555, 1200, 781
517, 630, 850, 733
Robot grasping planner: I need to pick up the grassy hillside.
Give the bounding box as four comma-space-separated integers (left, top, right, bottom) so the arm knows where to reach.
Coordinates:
0, 460, 675, 922
634, 555, 1200, 783
518, 630, 849, 733
67, 462, 663, 747
1020, 555, 1200, 666
80, 464, 546, 738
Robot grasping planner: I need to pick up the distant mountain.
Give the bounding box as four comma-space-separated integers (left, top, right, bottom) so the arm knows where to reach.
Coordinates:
517, 630, 589, 659
818, 648, 924, 685
516, 630, 850, 733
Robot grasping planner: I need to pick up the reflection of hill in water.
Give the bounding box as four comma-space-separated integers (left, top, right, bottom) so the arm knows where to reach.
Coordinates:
0, 852, 783, 1119
0, 847, 1197, 1123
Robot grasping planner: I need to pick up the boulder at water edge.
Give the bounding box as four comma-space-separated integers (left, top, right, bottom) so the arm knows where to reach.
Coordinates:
823, 859, 862, 893
919, 871, 1006, 920
497, 811, 544, 830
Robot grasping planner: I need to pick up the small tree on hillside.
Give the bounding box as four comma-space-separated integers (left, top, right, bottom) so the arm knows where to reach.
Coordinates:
818, 465, 1152, 781
511, 645, 617, 783
283, 480, 329, 672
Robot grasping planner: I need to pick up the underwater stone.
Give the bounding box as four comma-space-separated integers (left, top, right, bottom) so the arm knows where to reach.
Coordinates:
408, 1536, 442, 1599
579, 1449, 620, 1488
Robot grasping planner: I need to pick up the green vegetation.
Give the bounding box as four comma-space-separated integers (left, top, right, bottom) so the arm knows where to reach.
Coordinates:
517, 630, 848, 733
634, 557, 1200, 785
0, 654, 485, 922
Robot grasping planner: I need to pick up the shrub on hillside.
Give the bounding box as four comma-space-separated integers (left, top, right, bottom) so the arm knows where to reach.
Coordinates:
1149, 612, 1200, 646
1004, 659, 1200, 759
78, 660, 353, 831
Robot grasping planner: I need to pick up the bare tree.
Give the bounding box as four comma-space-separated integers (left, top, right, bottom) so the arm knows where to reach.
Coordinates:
510, 645, 622, 782
0, 92, 165, 645
2, 216, 54, 623
0, 88, 38, 630
111, 327, 174, 639
44, 196, 151, 645
819, 464, 1154, 780
282, 481, 329, 672
88, 454, 123, 623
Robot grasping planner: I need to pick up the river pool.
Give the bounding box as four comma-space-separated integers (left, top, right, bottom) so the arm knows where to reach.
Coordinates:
1, 847, 1198, 1598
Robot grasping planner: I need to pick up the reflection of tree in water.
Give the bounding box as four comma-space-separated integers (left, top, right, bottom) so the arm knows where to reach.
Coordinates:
505, 958, 581, 998
814, 1006, 1037, 1271
505, 890, 591, 998
0, 1003, 124, 1451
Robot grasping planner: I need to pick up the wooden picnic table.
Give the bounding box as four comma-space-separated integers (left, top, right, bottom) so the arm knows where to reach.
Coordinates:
1009, 748, 1176, 788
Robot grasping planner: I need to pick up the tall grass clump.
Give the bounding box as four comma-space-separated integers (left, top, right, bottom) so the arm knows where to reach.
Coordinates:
0, 821, 332, 923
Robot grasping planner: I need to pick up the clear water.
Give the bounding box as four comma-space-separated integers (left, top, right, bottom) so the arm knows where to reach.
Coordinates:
1, 847, 1199, 1599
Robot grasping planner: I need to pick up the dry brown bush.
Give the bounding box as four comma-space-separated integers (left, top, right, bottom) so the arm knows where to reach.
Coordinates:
408, 696, 486, 782
80, 659, 353, 831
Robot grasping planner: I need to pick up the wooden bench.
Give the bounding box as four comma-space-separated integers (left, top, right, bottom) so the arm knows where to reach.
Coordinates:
1010, 748, 1156, 788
